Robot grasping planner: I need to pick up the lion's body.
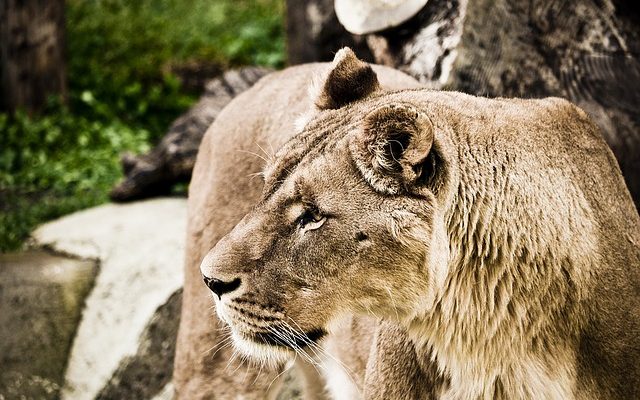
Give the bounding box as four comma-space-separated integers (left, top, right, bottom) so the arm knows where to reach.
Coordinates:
176, 50, 640, 399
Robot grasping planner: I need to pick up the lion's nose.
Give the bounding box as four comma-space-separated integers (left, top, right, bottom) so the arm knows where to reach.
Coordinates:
203, 275, 241, 299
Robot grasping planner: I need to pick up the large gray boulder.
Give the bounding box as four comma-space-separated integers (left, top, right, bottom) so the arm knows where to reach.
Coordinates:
285, 0, 640, 208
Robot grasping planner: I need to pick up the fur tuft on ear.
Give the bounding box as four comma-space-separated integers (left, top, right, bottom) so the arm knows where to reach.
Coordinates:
315, 47, 381, 110
350, 104, 435, 195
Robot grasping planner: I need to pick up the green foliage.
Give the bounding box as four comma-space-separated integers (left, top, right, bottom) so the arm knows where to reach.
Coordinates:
1, 0, 284, 251
66, 0, 285, 137
0, 105, 151, 250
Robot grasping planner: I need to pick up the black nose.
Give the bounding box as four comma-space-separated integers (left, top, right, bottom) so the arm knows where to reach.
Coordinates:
203, 275, 241, 298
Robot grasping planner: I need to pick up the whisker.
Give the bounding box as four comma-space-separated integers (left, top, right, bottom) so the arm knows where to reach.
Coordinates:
268, 325, 316, 366
385, 286, 401, 322
280, 319, 352, 391
205, 335, 234, 359
248, 171, 265, 182
278, 321, 326, 379
241, 353, 251, 383
237, 149, 270, 164
268, 141, 277, 161
230, 352, 247, 375
266, 353, 294, 394
252, 357, 267, 386
280, 321, 323, 361
225, 347, 240, 372
284, 317, 361, 397
255, 141, 274, 162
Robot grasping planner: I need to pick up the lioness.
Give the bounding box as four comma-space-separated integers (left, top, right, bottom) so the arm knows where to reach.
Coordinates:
173, 52, 423, 399
188, 49, 640, 399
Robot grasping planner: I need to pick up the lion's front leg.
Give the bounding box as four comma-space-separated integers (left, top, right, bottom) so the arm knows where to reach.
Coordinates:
363, 321, 444, 400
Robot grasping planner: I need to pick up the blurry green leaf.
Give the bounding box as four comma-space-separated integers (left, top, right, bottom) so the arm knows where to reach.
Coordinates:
81, 90, 95, 104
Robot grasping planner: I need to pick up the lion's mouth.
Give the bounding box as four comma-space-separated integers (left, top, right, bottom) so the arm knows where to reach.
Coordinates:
248, 328, 327, 350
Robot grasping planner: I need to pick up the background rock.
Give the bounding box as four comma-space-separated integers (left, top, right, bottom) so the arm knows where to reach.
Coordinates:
95, 289, 182, 400
32, 198, 186, 400
285, 0, 640, 207
448, 0, 640, 206
0, 250, 97, 399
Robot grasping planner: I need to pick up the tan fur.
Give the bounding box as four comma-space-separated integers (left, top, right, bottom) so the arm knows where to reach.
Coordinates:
173, 54, 422, 399
182, 49, 640, 399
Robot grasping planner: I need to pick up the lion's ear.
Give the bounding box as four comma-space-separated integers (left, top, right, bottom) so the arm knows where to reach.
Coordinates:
350, 104, 435, 195
315, 47, 380, 110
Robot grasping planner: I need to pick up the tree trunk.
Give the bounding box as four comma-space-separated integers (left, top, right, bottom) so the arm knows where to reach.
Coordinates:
1, 0, 67, 114
285, 0, 374, 64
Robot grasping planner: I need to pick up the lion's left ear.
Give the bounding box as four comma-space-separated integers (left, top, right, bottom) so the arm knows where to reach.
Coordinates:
350, 103, 435, 195
315, 47, 380, 110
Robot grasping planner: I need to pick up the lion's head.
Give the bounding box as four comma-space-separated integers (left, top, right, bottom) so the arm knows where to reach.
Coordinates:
200, 48, 454, 365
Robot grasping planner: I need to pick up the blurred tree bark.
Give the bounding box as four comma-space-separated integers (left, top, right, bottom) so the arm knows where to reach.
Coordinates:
110, 67, 272, 201
285, 0, 374, 64
0, 0, 67, 114
285, 0, 640, 208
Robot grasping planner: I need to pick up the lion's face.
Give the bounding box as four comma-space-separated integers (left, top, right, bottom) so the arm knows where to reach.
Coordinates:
200, 49, 450, 365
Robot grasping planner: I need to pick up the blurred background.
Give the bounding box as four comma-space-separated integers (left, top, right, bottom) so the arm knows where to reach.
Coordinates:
1, 0, 284, 251
1, 0, 638, 399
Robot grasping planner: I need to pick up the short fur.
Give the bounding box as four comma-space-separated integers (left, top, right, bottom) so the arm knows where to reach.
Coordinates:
190, 48, 640, 399
173, 51, 423, 399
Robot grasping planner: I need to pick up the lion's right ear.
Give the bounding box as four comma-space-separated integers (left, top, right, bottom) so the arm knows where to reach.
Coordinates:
315, 47, 380, 110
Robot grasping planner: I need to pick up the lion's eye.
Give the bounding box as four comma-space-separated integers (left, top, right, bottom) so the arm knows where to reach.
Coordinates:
297, 207, 326, 231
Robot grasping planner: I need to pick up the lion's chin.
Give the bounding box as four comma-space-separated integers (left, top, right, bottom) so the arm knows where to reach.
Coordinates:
230, 327, 327, 368
231, 330, 296, 367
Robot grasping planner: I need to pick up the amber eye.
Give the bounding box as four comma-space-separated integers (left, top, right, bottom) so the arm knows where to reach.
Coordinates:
297, 206, 326, 231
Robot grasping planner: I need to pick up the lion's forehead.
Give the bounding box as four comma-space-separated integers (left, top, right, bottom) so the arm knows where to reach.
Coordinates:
261, 110, 364, 194
263, 149, 350, 208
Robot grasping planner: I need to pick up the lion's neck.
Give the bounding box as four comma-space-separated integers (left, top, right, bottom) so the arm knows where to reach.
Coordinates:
407, 256, 579, 399
406, 142, 597, 398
